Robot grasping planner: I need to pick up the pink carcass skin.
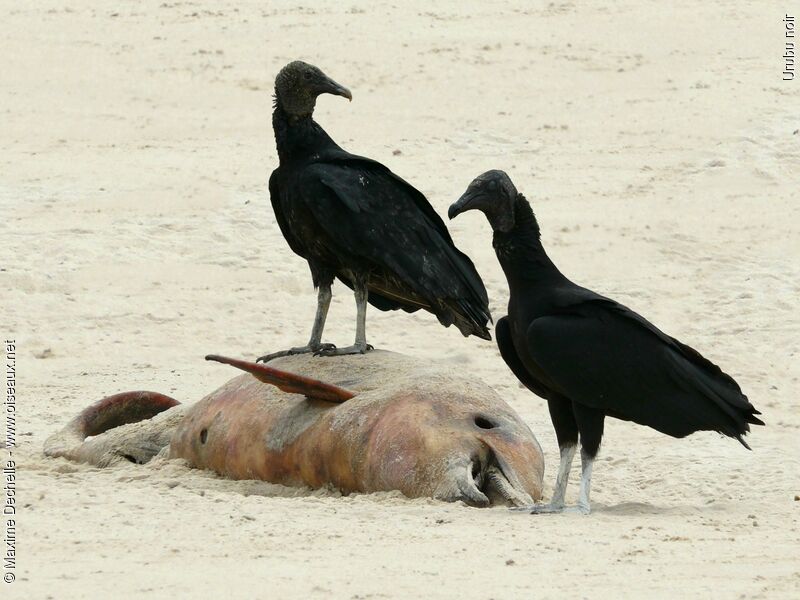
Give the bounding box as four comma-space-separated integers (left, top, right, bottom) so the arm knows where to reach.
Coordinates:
46, 351, 544, 507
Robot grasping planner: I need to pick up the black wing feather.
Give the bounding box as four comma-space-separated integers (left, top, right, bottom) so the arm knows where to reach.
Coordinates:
525, 301, 762, 443
269, 168, 307, 258
495, 316, 553, 399
324, 151, 459, 245
296, 159, 491, 337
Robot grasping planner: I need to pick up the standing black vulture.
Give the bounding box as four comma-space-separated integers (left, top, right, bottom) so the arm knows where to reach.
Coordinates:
258, 61, 490, 361
448, 170, 763, 513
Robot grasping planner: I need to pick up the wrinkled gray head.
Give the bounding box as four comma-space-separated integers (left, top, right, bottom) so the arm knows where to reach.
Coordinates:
274, 61, 352, 117
448, 170, 519, 233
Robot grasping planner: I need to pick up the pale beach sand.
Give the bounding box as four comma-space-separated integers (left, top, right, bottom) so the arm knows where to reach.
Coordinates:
2, 1, 799, 598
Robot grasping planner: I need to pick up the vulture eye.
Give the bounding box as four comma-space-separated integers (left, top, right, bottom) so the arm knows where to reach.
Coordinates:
303, 71, 312, 81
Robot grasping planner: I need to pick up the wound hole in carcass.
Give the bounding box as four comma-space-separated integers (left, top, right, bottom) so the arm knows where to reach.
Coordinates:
200, 428, 208, 444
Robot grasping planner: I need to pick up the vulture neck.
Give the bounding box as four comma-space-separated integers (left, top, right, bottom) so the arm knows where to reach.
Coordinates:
272, 101, 338, 164
492, 195, 566, 291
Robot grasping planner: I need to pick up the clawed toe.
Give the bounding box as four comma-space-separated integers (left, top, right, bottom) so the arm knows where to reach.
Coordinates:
314, 343, 373, 357
259, 342, 372, 361
257, 343, 336, 363
256, 350, 292, 363
314, 343, 337, 355
510, 503, 562, 514
509, 502, 589, 515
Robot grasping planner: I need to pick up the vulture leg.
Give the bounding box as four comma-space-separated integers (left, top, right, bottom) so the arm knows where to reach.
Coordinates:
256, 284, 336, 363
519, 449, 591, 515
575, 448, 594, 514
511, 444, 578, 514
529, 402, 605, 515
517, 405, 601, 515
550, 444, 577, 508
316, 279, 373, 356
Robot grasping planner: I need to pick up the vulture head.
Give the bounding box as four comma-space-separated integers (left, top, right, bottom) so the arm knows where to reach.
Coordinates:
448, 170, 519, 233
274, 61, 352, 117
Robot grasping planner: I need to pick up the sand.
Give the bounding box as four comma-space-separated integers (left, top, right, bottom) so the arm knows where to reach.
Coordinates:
2, 1, 799, 598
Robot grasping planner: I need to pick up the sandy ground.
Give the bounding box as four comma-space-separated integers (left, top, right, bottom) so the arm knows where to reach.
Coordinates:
2, 1, 799, 598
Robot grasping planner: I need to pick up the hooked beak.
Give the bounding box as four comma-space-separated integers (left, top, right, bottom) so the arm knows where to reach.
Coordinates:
448, 190, 482, 220
320, 76, 352, 102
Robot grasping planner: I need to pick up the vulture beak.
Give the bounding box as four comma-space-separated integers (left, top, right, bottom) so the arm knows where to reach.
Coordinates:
448, 190, 483, 220
320, 76, 352, 102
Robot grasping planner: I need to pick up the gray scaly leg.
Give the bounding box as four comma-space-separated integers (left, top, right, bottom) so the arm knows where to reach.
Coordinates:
575, 448, 594, 514
550, 444, 577, 509
257, 284, 336, 362
316, 280, 373, 356
511, 444, 577, 514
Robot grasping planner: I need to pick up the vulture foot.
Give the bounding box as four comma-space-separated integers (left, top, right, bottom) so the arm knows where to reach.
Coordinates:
509, 501, 590, 515
256, 343, 337, 363
314, 342, 373, 357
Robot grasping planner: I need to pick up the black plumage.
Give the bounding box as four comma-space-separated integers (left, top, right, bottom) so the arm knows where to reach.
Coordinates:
259, 62, 490, 361
449, 170, 763, 513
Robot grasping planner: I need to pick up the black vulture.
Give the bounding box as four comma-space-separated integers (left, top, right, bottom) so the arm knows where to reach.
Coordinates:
448, 170, 763, 513
258, 61, 490, 361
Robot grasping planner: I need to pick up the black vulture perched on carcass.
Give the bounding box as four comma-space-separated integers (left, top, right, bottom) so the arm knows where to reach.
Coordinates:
258, 61, 491, 361
449, 170, 764, 513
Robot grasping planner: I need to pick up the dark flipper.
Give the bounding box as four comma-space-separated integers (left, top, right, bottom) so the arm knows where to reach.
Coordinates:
205, 354, 356, 403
